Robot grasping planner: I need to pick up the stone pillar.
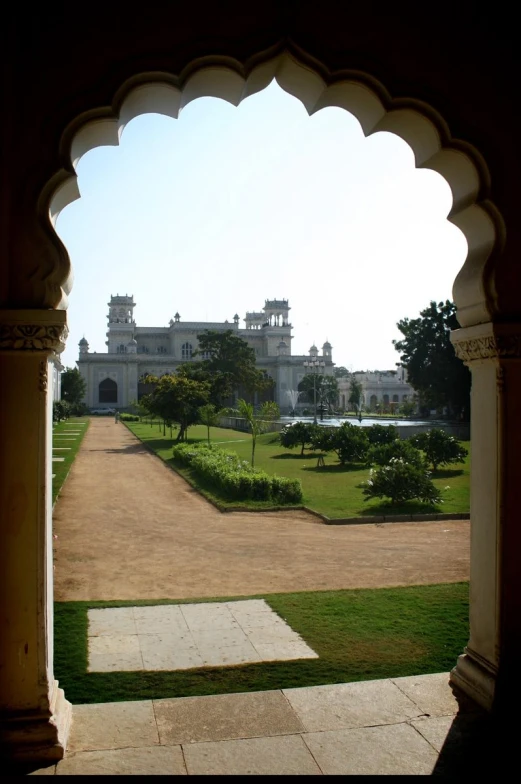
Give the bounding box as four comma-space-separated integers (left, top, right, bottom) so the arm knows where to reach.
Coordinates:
0, 310, 72, 766
450, 322, 521, 712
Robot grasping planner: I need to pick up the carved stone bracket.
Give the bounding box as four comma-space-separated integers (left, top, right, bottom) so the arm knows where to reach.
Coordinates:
0, 310, 68, 353
451, 322, 521, 362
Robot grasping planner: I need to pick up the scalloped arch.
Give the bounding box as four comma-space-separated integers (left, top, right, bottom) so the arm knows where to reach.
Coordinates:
45, 49, 504, 328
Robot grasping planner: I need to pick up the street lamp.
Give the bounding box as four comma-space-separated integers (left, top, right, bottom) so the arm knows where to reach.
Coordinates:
303, 357, 326, 424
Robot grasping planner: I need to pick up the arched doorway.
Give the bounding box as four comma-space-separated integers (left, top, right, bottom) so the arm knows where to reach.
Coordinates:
1, 8, 518, 766
98, 377, 118, 404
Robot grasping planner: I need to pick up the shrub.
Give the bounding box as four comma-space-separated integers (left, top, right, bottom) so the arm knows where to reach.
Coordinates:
411, 428, 468, 471
366, 424, 399, 445
312, 422, 369, 465
120, 413, 140, 422
361, 458, 442, 506
171, 442, 303, 504
366, 439, 426, 469
53, 400, 71, 422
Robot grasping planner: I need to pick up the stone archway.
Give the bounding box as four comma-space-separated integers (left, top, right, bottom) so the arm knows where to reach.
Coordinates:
1, 10, 519, 766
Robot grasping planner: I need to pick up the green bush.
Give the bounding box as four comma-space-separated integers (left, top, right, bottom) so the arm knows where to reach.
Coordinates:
172, 442, 302, 504
53, 400, 71, 422
366, 423, 399, 445
411, 428, 468, 471
312, 422, 369, 465
361, 458, 442, 506
120, 413, 140, 421
366, 439, 426, 469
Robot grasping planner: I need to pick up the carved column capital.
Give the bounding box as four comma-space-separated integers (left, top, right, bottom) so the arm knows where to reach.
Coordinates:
0, 310, 68, 353
451, 322, 521, 363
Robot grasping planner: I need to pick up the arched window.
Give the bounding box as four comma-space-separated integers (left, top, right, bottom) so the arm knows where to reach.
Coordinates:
392, 394, 399, 403
370, 394, 378, 410
403, 394, 408, 402
383, 394, 390, 405
99, 377, 117, 403
116, 344, 126, 354
182, 342, 193, 360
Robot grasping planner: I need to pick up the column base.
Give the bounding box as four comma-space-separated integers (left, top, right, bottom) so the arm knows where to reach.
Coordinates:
450, 649, 497, 712
0, 680, 72, 770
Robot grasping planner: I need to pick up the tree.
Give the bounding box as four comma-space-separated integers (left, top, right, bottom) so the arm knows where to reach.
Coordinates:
198, 403, 225, 445
298, 373, 338, 416
60, 367, 86, 405
146, 375, 210, 442
393, 300, 471, 420
235, 399, 280, 467
53, 400, 71, 422
333, 366, 350, 378
194, 330, 272, 406
280, 421, 320, 455
411, 428, 468, 472
348, 378, 363, 412
366, 439, 427, 470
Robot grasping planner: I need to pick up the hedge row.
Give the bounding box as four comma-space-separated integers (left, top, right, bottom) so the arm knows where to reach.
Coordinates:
172, 442, 303, 504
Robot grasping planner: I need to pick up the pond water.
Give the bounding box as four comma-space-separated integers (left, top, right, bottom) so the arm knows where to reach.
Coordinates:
279, 416, 446, 428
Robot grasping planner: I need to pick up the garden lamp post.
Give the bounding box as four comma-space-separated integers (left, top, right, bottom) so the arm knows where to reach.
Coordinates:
303, 357, 326, 425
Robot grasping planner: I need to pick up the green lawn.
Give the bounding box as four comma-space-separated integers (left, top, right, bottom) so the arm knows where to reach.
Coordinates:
55, 582, 469, 704
52, 417, 90, 503
126, 421, 470, 519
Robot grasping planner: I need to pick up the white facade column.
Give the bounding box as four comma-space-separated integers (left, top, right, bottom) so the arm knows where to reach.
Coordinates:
450, 322, 521, 712
0, 310, 72, 766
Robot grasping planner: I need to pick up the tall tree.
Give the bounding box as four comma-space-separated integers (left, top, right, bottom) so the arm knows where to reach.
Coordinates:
146, 374, 210, 441
60, 367, 86, 405
348, 377, 363, 412
194, 330, 272, 406
333, 366, 350, 378
392, 300, 471, 420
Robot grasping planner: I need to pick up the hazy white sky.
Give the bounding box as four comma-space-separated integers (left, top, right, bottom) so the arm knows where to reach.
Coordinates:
56, 80, 467, 372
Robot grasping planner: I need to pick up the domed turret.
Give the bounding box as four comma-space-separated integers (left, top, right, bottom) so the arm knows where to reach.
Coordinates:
79, 337, 89, 355
127, 338, 138, 354
277, 340, 288, 356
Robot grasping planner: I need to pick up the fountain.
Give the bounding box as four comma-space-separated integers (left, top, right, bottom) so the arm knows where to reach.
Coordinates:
285, 389, 301, 416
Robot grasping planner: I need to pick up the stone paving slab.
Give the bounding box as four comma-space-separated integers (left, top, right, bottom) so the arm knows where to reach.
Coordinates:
87, 600, 318, 673
302, 722, 439, 775
183, 735, 322, 775
54, 746, 187, 776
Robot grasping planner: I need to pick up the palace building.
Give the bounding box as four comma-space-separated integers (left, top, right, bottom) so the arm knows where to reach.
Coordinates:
77, 295, 335, 410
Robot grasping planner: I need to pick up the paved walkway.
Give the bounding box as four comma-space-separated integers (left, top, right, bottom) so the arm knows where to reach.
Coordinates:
53, 418, 469, 602
29, 674, 491, 775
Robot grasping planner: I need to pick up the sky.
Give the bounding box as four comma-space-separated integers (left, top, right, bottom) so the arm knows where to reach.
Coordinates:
55, 80, 468, 373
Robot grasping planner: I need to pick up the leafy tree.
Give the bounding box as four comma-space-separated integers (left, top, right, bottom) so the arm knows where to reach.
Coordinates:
333, 366, 350, 378
366, 423, 399, 445
198, 403, 225, 445
361, 459, 442, 505
234, 399, 280, 467
312, 422, 370, 465
411, 428, 468, 472
279, 421, 321, 455
146, 375, 210, 442
366, 439, 427, 470
194, 330, 272, 406
393, 300, 471, 420
320, 376, 339, 413
60, 367, 86, 405
348, 378, 363, 412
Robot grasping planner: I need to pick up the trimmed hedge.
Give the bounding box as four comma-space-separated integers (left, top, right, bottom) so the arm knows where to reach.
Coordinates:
120, 413, 140, 421
172, 442, 303, 504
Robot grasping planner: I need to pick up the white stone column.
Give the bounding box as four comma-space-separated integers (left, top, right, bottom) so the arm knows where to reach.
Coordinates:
0, 310, 72, 766
450, 322, 521, 712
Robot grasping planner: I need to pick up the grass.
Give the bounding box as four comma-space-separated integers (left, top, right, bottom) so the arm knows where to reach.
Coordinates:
54, 582, 469, 704
126, 420, 470, 519
52, 417, 90, 503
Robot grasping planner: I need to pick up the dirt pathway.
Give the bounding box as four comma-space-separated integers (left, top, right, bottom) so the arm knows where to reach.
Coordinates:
52, 418, 470, 601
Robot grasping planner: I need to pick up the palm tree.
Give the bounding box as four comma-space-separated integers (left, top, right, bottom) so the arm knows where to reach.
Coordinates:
236, 399, 280, 467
